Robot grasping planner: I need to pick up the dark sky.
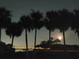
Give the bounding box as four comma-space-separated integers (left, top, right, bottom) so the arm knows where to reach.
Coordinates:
0, 0, 78, 22
0, 0, 79, 49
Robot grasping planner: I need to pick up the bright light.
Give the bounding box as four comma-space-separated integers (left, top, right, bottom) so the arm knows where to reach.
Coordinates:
58, 36, 62, 41
51, 32, 63, 41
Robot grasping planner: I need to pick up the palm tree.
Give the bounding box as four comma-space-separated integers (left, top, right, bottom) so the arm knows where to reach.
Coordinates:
20, 15, 32, 50
45, 10, 57, 40
72, 10, 79, 38
57, 9, 70, 46
6, 22, 23, 48
30, 10, 43, 49
0, 7, 11, 41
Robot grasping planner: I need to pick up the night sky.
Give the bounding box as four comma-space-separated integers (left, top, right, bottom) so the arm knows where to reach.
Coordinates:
0, 0, 79, 49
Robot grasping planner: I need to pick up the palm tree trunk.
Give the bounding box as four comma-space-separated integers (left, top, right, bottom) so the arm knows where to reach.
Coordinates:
25, 29, 28, 50
62, 30, 66, 46
0, 28, 1, 42
62, 30, 66, 52
12, 36, 14, 48
49, 30, 51, 40
34, 29, 37, 49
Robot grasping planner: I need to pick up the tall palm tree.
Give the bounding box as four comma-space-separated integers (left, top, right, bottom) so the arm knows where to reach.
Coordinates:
30, 10, 43, 49
45, 10, 57, 40
57, 9, 70, 45
6, 22, 23, 48
0, 7, 11, 41
72, 10, 79, 38
20, 15, 32, 50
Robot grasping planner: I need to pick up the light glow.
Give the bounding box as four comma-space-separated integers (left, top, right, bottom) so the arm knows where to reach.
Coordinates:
58, 36, 62, 41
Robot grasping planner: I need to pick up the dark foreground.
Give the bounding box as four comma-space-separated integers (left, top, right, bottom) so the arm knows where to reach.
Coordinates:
0, 51, 79, 59
0, 42, 79, 59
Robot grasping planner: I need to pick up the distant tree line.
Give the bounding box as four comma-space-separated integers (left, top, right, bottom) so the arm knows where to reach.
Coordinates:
0, 7, 79, 50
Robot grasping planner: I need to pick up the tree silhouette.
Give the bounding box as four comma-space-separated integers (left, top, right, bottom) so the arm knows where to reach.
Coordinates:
36, 38, 61, 49
36, 40, 53, 48
54, 39, 61, 44
0, 41, 15, 55
45, 10, 57, 40
6, 22, 23, 48
30, 10, 43, 49
0, 7, 11, 41
71, 10, 79, 37
57, 9, 70, 46
20, 15, 32, 50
